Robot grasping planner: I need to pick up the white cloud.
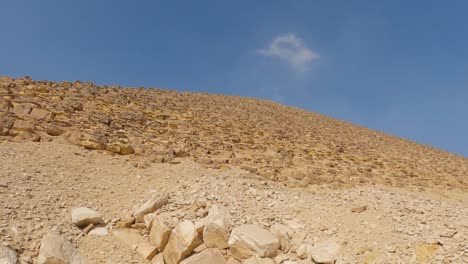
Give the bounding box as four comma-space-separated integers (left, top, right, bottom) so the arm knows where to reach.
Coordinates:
257, 33, 319, 72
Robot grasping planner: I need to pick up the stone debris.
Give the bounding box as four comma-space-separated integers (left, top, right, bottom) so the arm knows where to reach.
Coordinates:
37, 231, 85, 264
0, 76, 467, 263
71, 207, 102, 227
228, 224, 279, 260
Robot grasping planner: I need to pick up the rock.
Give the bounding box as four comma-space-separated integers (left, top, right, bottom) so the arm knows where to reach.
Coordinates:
0, 99, 13, 113
44, 125, 64, 136
88, 227, 108, 236
204, 222, 230, 249
290, 232, 306, 253
0, 246, 17, 264
203, 205, 230, 249
144, 212, 156, 230
149, 213, 176, 252
228, 224, 279, 260
133, 195, 169, 222
296, 243, 312, 259
10, 120, 35, 135
270, 223, 294, 253
351, 206, 367, 213
151, 253, 165, 264
107, 144, 135, 155
82, 223, 94, 234
194, 218, 208, 235
119, 145, 135, 155
163, 220, 203, 264
193, 243, 207, 253
131, 223, 147, 229
30, 108, 53, 120
136, 242, 159, 261
115, 217, 135, 229
309, 238, 341, 264
12, 132, 40, 142
71, 207, 102, 227
179, 248, 227, 264
38, 230, 85, 264
243, 255, 277, 264
79, 138, 107, 150
67, 131, 107, 150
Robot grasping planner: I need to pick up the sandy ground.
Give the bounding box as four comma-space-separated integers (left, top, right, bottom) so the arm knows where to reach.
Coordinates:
1, 140, 467, 263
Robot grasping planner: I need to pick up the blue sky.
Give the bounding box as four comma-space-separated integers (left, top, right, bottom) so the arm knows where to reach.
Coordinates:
1, 1, 467, 157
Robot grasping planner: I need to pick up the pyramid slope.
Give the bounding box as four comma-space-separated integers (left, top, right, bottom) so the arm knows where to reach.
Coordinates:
1, 76, 466, 190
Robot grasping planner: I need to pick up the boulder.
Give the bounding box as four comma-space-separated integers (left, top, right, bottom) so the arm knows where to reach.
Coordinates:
133, 195, 169, 222
149, 213, 177, 252
270, 223, 294, 252
309, 238, 341, 264
203, 205, 230, 249
179, 248, 227, 264
163, 220, 203, 264
44, 124, 64, 136
0, 246, 17, 264
203, 222, 230, 250
228, 224, 279, 260
38, 231, 85, 264
71, 207, 102, 227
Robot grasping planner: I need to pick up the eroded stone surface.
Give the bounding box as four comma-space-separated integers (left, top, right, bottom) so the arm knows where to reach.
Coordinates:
163, 220, 202, 264
38, 231, 85, 264
228, 224, 279, 260
71, 207, 102, 227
